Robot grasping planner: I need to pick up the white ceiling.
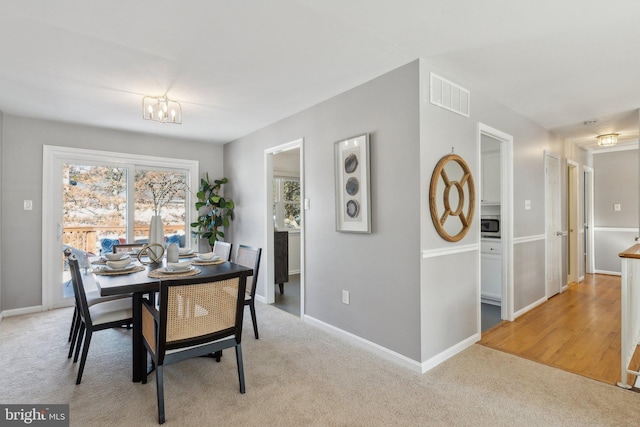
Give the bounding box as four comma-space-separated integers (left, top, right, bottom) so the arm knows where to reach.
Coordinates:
1, 0, 639, 147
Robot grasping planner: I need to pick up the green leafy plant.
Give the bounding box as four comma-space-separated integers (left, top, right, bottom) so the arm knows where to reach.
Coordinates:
190, 174, 235, 249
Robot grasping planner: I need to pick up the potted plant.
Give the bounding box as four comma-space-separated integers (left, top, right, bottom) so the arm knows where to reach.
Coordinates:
191, 174, 235, 250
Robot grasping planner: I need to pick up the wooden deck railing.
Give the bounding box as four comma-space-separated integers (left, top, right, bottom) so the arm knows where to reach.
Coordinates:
63, 224, 185, 253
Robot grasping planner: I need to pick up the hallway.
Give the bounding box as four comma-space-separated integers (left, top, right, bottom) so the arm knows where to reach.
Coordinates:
480, 274, 637, 386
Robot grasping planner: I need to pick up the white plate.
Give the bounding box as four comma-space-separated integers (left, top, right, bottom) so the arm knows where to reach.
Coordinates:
197, 254, 220, 262
160, 266, 195, 274
179, 249, 195, 256
102, 254, 130, 262
105, 263, 136, 272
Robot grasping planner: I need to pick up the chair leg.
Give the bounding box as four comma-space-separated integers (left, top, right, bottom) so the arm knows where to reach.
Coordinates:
73, 323, 85, 362
68, 317, 82, 359
249, 301, 259, 339
68, 307, 77, 342
235, 344, 245, 394
156, 365, 165, 424
76, 330, 92, 385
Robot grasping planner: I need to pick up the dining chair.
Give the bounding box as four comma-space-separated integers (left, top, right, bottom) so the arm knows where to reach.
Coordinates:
65, 248, 130, 358
234, 245, 262, 339
67, 254, 133, 384
213, 240, 232, 261
141, 274, 248, 424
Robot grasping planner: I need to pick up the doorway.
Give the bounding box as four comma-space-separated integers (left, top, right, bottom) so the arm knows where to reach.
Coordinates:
567, 160, 579, 284
544, 151, 562, 298
264, 139, 305, 318
478, 123, 514, 333
583, 166, 595, 275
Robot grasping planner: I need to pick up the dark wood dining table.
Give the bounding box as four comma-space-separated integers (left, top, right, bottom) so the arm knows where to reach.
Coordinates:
91, 258, 253, 382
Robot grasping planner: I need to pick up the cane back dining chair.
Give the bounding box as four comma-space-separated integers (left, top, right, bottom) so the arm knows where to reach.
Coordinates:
65, 248, 130, 359
234, 245, 262, 339
68, 254, 133, 384
141, 274, 248, 424
213, 240, 232, 261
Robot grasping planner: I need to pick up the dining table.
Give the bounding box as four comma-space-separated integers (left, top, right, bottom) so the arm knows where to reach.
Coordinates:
88, 253, 253, 383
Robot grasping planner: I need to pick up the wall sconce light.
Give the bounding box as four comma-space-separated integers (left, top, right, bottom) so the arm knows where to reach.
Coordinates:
597, 133, 618, 147
142, 95, 182, 124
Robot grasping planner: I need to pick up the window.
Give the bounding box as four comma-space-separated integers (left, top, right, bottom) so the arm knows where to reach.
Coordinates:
273, 176, 301, 230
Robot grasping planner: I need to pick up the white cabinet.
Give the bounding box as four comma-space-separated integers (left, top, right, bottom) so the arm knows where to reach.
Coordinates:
481, 151, 500, 204
481, 239, 502, 305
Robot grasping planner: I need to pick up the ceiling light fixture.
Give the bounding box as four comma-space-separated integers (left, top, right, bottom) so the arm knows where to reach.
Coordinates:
142, 95, 182, 124
597, 133, 618, 147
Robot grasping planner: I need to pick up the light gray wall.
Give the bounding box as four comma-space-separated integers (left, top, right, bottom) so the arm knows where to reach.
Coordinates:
226, 58, 563, 365
594, 150, 638, 227
1, 115, 222, 311
419, 59, 563, 359
225, 61, 422, 360
0, 110, 3, 315
593, 149, 638, 272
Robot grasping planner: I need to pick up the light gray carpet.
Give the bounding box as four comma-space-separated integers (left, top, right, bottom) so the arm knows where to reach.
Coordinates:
1, 302, 640, 426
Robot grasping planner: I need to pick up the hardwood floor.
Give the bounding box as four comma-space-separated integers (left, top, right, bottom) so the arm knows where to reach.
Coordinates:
480, 274, 632, 385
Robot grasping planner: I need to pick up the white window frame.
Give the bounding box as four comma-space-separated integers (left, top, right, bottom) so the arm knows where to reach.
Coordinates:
42, 145, 199, 309
273, 175, 301, 232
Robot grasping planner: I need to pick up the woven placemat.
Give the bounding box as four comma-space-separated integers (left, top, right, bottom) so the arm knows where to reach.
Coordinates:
93, 266, 145, 276
191, 259, 226, 266
148, 267, 202, 279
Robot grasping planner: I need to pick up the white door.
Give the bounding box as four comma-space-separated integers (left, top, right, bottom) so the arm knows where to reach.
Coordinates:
545, 152, 562, 297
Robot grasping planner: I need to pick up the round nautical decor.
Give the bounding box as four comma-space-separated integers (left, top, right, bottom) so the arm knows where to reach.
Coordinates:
429, 153, 475, 242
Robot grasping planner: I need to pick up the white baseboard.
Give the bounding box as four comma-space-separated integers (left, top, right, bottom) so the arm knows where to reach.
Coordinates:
0, 311, 3, 323
2, 305, 43, 318
304, 314, 479, 374
421, 333, 480, 373
481, 292, 501, 306
513, 296, 546, 319
304, 315, 422, 372
255, 294, 267, 304
594, 269, 622, 276
289, 269, 301, 275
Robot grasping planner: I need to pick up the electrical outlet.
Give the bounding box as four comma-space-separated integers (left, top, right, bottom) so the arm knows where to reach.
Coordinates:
342, 290, 350, 305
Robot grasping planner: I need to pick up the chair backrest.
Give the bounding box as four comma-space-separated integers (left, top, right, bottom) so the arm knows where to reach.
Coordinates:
234, 245, 262, 298
146, 275, 248, 363
113, 243, 146, 254
213, 241, 232, 261
68, 254, 93, 329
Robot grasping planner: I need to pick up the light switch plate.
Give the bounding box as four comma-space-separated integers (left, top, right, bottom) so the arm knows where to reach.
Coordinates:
342, 290, 350, 305
614, 203, 621, 211
24, 200, 33, 211
304, 199, 310, 210
524, 200, 531, 210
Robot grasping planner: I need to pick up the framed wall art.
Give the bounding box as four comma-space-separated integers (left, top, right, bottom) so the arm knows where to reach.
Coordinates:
334, 134, 371, 233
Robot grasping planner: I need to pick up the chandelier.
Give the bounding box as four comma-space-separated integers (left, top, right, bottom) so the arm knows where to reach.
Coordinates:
597, 133, 618, 147
142, 95, 182, 124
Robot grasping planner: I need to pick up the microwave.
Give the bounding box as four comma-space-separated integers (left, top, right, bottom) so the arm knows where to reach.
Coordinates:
481, 215, 500, 238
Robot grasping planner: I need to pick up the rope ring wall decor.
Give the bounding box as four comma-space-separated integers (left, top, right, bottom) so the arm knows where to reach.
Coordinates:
429, 154, 475, 242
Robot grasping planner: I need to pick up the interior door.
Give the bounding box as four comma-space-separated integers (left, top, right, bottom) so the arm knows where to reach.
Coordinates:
545, 152, 562, 297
